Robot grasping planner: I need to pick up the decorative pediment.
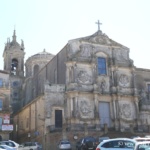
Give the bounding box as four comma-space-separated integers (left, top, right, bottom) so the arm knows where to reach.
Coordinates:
81, 30, 125, 47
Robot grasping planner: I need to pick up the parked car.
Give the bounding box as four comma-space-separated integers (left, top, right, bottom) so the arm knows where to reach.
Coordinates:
78, 136, 97, 150
0, 146, 6, 150
8, 141, 19, 149
57, 140, 72, 150
0, 141, 19, 150
0, 144, 14, 150
134, 141, 150, 150
76, 138, 83, 150
18, 142, 42, 150
96, 138, 136, 150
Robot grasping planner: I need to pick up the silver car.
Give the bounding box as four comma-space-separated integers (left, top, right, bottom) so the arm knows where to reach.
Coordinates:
58, 140, 72, 150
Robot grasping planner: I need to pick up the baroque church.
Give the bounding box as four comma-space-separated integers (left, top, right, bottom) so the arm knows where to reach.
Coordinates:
2, 23, 150, 149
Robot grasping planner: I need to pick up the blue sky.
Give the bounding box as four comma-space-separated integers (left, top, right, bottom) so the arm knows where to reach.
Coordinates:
0, 0, 150, 69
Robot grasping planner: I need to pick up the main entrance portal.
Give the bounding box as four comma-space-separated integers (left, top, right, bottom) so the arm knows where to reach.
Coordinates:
99, 102, 111, 127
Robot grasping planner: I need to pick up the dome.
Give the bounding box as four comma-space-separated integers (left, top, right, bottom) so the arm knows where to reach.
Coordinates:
27, 49, 54, 61
32, 49, 53, 58
25, 49, 55, 66
25, 49, 55, 78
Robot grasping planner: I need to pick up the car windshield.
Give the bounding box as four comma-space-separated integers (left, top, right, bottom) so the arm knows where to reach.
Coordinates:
1, 141, 15, 147
61, 141, 70, 144
102, 140, 135, 148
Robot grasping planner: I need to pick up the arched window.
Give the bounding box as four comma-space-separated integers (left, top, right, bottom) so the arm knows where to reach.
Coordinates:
33, 65, 39, 75
11, 58, 18, 75
97, 57, 107, 75
11, 59, 18, 70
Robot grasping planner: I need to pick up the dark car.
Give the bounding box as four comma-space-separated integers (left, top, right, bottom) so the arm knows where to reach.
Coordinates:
78, 136, 97, 150
76, 138, 83, 150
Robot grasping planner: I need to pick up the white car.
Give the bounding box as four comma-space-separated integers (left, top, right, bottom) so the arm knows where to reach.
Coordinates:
134, 141, 150, 150
58, 140, 72, 150
0, 144, 14, 150
18, 142, 42, 150
96, 138, 136, 150
0, 141, 19, 150
0, 145, 6, 150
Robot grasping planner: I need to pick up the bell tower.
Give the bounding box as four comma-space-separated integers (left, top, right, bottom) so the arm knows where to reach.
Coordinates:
3, 30, 25, 77
3, 30, 25, 113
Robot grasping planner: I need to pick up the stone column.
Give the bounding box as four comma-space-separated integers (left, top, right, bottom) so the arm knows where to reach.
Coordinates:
84, 123, 88, 136
115, 97, 119, 131
111, 67, 114, 87
112, 96, 116, 119
73, 62, 77, 83
92, 63, 96, 84
94, 94, 100, 130
112, 96, 118, 130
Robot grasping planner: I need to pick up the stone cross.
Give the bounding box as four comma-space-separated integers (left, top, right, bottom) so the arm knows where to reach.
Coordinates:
95, 20, 102, 31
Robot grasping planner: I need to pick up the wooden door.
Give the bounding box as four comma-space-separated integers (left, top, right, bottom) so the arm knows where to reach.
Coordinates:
55, 110, 62, 128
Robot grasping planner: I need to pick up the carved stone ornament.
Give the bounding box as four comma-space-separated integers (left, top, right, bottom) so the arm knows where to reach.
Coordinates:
77, 70, 91, 84
119, 74, 129, 87
115, 50, 128, 61
99, 79, 107, 92
80, 100, 92, 117
119, 103, 132, 120
80, 45, 92, 57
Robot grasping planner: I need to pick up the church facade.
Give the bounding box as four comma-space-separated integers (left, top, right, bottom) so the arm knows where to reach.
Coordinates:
2, 27, 150, 148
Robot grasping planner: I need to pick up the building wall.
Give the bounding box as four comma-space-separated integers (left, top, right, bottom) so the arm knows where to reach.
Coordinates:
0, 71, 11, 140
12, 96, 45, 143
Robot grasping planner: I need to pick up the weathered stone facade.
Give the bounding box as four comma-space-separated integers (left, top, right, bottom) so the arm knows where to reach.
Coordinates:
0, 70, 12, 140
3, 29, 150, 149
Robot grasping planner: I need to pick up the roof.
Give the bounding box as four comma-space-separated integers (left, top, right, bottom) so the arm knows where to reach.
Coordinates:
26, 49, 54, 62
32, 49, 53, 57
68, 30, 129, 49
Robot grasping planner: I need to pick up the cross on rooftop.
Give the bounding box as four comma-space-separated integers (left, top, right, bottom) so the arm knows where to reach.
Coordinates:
95, 20, 102, 31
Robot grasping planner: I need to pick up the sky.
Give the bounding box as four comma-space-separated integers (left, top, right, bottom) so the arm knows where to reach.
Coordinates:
0, 0, 150, 70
